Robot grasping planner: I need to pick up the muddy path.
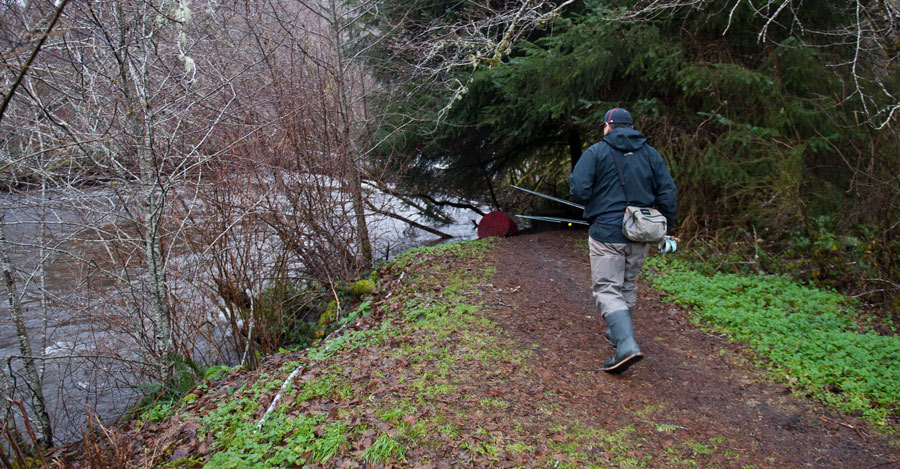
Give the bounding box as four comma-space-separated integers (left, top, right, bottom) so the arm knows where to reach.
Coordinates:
488, 229, 898, 467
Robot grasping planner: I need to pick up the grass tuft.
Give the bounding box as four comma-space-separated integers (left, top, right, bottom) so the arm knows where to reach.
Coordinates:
363, 434, 406, 464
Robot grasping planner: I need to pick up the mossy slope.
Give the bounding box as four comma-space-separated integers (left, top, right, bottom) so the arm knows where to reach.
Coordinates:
127, 240, 654, 467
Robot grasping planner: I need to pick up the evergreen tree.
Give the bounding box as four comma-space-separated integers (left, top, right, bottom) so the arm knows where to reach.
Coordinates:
373, 0, 900, 306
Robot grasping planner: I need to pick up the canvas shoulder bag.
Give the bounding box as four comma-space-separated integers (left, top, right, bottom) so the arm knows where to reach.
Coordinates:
610, 147, 667, 243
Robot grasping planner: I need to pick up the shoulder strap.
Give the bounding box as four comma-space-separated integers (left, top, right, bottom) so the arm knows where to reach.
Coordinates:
609, 146, 631, 205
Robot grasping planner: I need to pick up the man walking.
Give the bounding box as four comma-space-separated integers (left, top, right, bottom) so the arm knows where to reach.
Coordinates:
569, 108, 677, 373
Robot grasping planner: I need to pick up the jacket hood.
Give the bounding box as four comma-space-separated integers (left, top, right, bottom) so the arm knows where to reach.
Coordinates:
602, 127, 646, 152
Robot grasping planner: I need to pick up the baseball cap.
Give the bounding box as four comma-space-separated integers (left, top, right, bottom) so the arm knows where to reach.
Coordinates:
601, 108, 633, 126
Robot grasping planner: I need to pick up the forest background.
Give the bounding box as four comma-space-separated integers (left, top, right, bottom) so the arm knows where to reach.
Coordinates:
0, 0, 898, 453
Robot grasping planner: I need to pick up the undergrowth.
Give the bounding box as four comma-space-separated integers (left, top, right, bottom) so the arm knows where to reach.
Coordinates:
685, 219, 900, 325
128, 238, 664, 467
90, 236, 773, 467
159, 239, 508, 467
645, 256, 900, 428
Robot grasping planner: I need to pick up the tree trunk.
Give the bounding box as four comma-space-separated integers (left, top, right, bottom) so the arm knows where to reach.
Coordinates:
482, 162, 501, 211
1, 367, 28, 452
329, 0, 373, 268
349, 162, 374, 267
114, 2, 174, 384
568, 124, 582, 170
140, 135, 174, 384
0, 220, 52, 448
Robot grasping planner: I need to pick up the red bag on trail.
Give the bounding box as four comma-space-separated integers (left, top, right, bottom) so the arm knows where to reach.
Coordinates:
477, 211, 518, 238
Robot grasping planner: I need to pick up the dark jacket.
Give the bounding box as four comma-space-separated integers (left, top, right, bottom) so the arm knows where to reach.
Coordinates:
569, 127, 677, 243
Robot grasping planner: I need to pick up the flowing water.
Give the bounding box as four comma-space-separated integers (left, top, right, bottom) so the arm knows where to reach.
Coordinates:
0, 188, 481, 444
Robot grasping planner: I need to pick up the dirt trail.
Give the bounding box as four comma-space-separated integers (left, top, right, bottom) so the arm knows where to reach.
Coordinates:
489, 229, 898, 467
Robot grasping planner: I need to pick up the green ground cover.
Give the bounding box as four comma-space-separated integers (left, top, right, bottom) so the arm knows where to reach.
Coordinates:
645, 257, 900, 428
131, 239, 769, 467
158, 239, 628, 467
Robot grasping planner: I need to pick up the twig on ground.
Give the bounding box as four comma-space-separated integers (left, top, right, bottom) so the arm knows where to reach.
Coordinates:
256, 367, 303, 432
821, 415, 868, 439
660, 423, 687, 430
255, 316, 362, 431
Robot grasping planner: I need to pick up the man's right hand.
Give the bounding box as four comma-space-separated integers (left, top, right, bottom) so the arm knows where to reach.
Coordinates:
659, 236, 678, 253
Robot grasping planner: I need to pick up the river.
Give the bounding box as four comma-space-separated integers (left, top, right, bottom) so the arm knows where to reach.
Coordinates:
0, 186, 482, 444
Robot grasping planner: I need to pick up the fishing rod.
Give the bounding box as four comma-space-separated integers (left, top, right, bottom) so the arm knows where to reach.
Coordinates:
510, 184, 678, 252
514, 214, 588, 226
510, 185, 587, 226
510, 185, 584, 210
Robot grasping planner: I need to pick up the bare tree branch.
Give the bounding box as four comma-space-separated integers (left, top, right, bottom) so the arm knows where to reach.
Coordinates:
0, 0, 71, 124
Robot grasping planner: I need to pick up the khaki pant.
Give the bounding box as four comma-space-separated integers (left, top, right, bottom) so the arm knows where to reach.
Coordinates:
589, 237, 651, 318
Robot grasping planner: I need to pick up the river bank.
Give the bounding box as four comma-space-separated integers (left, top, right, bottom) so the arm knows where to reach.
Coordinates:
52, 230, 900, 467
0, 185, 482, 445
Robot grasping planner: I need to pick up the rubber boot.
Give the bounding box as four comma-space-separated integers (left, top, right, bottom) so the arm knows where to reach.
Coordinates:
602, 309, 643, 374
604, 307, 632, 348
